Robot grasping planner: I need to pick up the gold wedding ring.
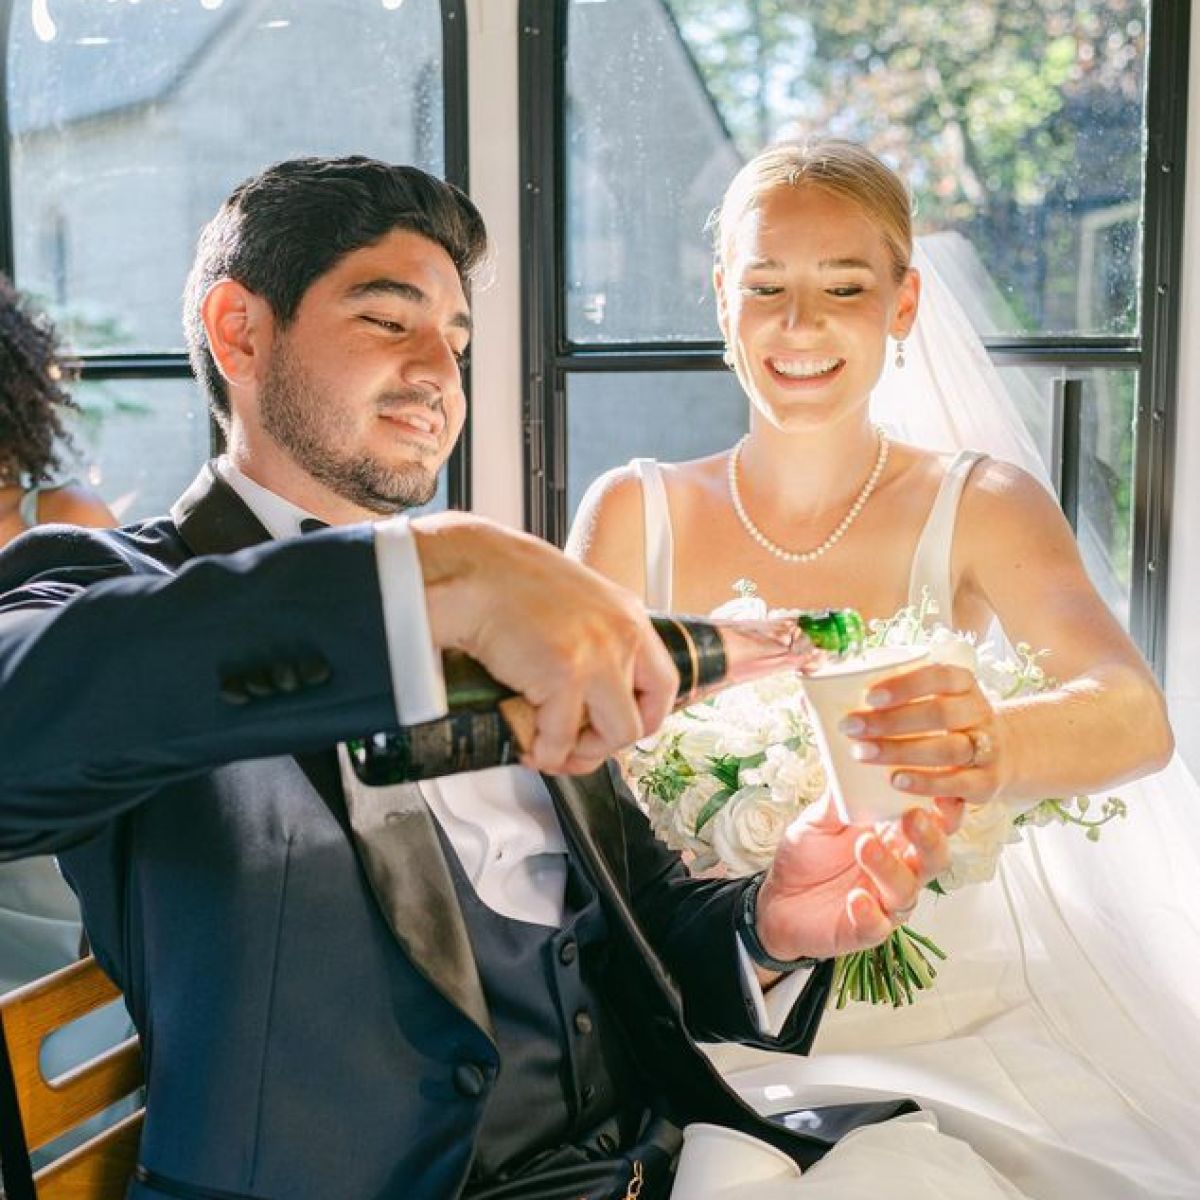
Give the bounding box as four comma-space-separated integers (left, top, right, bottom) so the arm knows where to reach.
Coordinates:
966, 728, 995, 768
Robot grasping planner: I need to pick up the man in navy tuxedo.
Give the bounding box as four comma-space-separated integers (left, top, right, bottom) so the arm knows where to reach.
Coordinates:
0, 158, 953, 1199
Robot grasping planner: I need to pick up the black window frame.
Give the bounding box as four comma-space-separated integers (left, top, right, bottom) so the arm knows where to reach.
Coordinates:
0, 0, 473, 510
518, 0, 1189, 681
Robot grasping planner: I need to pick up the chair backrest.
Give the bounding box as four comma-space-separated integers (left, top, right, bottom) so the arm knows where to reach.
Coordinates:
0, 956, 143, 1200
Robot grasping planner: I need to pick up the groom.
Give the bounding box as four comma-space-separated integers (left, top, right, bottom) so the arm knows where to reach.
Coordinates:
0, 157, 951, 1199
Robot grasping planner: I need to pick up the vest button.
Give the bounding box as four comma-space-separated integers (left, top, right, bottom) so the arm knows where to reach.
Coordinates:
573, 1009, 594, 1035
558, 939, 578, 965
453, 1063, 488, 1098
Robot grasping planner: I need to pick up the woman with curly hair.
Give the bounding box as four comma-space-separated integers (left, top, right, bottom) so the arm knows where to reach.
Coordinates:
0, 273, 115, 549
0, 276, 117, 1002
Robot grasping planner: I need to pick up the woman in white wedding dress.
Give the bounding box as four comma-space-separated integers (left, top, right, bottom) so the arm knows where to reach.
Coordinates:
568, 140, 1200, 1198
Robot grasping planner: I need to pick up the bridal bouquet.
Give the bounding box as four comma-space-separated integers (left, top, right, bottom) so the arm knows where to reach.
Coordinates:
626, 588, 1126, 1007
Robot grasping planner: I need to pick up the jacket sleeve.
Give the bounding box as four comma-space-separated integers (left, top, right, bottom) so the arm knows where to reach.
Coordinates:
612, 764, 831, 1054
0, 525, 400, 858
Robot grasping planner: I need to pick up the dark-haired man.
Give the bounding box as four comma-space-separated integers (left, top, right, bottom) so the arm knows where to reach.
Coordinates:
0, 157, 952, 1199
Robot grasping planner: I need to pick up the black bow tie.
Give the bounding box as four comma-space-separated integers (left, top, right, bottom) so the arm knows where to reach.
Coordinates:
299, 517, 329, 534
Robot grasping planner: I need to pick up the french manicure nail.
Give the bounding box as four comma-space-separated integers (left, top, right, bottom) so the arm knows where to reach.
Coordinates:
866, 689, 891, 707
839, 716, 867, 735
851, 742, 879, 761
893, 772, 913, 790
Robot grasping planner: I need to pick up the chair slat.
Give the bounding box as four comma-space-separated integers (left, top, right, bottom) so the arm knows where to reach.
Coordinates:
17, 1038, 142, 1151
0, 955, 144, 1198
32, 1110, 144, 1200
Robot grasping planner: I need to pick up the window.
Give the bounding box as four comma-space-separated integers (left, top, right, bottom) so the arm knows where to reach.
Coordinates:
522, 0, 1186, 674
4, 0, 467, 520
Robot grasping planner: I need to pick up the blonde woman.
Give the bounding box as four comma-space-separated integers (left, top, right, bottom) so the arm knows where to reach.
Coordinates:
569, 140, 1199, 1197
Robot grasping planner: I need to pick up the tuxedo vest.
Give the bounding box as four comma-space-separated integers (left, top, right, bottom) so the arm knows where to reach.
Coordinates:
438, 835, 649, 1188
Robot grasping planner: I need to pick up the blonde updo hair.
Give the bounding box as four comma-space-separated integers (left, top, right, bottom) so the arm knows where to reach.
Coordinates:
712, 139, 913, 282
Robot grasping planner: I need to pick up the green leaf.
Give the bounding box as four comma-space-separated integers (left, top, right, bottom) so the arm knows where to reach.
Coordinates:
693, 787, 733, 834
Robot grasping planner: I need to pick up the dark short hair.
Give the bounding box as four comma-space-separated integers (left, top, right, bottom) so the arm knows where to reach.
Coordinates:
0, 273, 79, 486
183, 157, 489, 427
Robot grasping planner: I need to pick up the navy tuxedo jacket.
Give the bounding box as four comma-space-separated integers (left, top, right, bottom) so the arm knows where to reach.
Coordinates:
0, 464, 833, 1199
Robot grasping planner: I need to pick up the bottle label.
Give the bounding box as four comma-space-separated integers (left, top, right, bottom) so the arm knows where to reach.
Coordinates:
349, 712, 520, 786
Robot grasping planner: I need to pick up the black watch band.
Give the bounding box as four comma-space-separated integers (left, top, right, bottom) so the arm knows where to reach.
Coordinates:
737, 873, 823, 974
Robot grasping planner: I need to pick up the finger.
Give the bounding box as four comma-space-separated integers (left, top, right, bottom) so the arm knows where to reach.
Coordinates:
632, 628, 679, 738
849, 731, 978, 768
551, 749, 611, 777
899, 806, 952, 882
862, 663, 977, 708
846, 887, 894, 947
527, 694, 587, 775
891, 767, 994, 804
841, 693, 988, 740
854, 829, 920, 917
934, 796, 965, 834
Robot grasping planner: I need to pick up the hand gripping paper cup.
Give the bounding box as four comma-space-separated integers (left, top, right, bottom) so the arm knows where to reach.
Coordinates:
802, 646, 936, 824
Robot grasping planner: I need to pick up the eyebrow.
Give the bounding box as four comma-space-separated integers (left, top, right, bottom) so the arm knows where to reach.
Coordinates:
345, 278, 472, 334
742, 256, 877, 272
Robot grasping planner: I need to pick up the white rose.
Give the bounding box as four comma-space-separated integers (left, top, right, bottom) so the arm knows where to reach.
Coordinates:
709, 594, 769, 621
675, 722, 725, 763
710, 785, 798, 876
666, 775, 726, 857
938, 800, 1021, 891
744, 744, 827, 808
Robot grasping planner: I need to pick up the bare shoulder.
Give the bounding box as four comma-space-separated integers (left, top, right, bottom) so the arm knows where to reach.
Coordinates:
957, 455, 1079, 567
36, 483, 118, 530
567, 452, 726, 592
565, 462, 650, 593
961, 456, 1062, 521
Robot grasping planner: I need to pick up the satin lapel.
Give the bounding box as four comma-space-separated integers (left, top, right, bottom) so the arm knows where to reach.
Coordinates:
543, 765, 630, 900
169, 462, 274, 557
342, 780, 493, 1041
168, 464, 490, 1036
546, 766, 684, 1010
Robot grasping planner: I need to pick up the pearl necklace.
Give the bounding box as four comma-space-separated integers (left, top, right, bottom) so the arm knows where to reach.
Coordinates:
726, 428, 890, 563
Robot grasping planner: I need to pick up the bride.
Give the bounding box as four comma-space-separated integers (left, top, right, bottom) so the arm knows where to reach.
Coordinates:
567, 139, 1200, 1198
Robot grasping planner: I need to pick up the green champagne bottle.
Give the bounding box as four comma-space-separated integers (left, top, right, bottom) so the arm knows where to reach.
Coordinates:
346, 608, 864, 786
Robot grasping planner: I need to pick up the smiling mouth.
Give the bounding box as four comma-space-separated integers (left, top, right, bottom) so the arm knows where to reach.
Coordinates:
380, 408, 444, 446
767, 355, 845, 381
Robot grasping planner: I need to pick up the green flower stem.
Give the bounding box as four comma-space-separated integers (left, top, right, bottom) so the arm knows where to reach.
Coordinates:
832, 926, 947, 1008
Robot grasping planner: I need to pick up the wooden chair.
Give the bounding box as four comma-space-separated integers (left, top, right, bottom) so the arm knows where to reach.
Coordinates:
0, 956, 143, 1200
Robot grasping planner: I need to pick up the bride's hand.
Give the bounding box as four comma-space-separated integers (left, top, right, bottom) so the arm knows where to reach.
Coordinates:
837, 662, 1012, 803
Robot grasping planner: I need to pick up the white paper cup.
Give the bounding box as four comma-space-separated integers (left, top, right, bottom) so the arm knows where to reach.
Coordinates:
669, 1122, 801, 1198
802, 646, 936, 825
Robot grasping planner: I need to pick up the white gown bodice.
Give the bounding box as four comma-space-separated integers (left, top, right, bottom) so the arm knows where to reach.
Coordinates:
630, 449, 983, 620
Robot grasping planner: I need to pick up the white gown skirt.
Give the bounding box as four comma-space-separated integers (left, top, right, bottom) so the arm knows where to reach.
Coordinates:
707, 756, 1200, 1199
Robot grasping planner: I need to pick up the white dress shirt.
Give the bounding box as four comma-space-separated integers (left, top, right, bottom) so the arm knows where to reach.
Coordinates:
215, 458, 808, 1031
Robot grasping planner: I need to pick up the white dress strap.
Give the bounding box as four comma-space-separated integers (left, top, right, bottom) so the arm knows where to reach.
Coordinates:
906, 451, 984, 623
17, 486, 41, 527
630, 458, 674, 611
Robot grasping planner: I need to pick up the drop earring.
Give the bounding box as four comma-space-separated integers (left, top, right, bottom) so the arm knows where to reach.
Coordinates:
894, 340, 906, 370
723, 347, 735, 369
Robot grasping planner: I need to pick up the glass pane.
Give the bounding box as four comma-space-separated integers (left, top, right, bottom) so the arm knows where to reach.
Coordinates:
996, 364, 1136, 625
67, 377, 209, 523
566, 0, 1147, 342
8, 0, 445, 352
566, 370, 746, 521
